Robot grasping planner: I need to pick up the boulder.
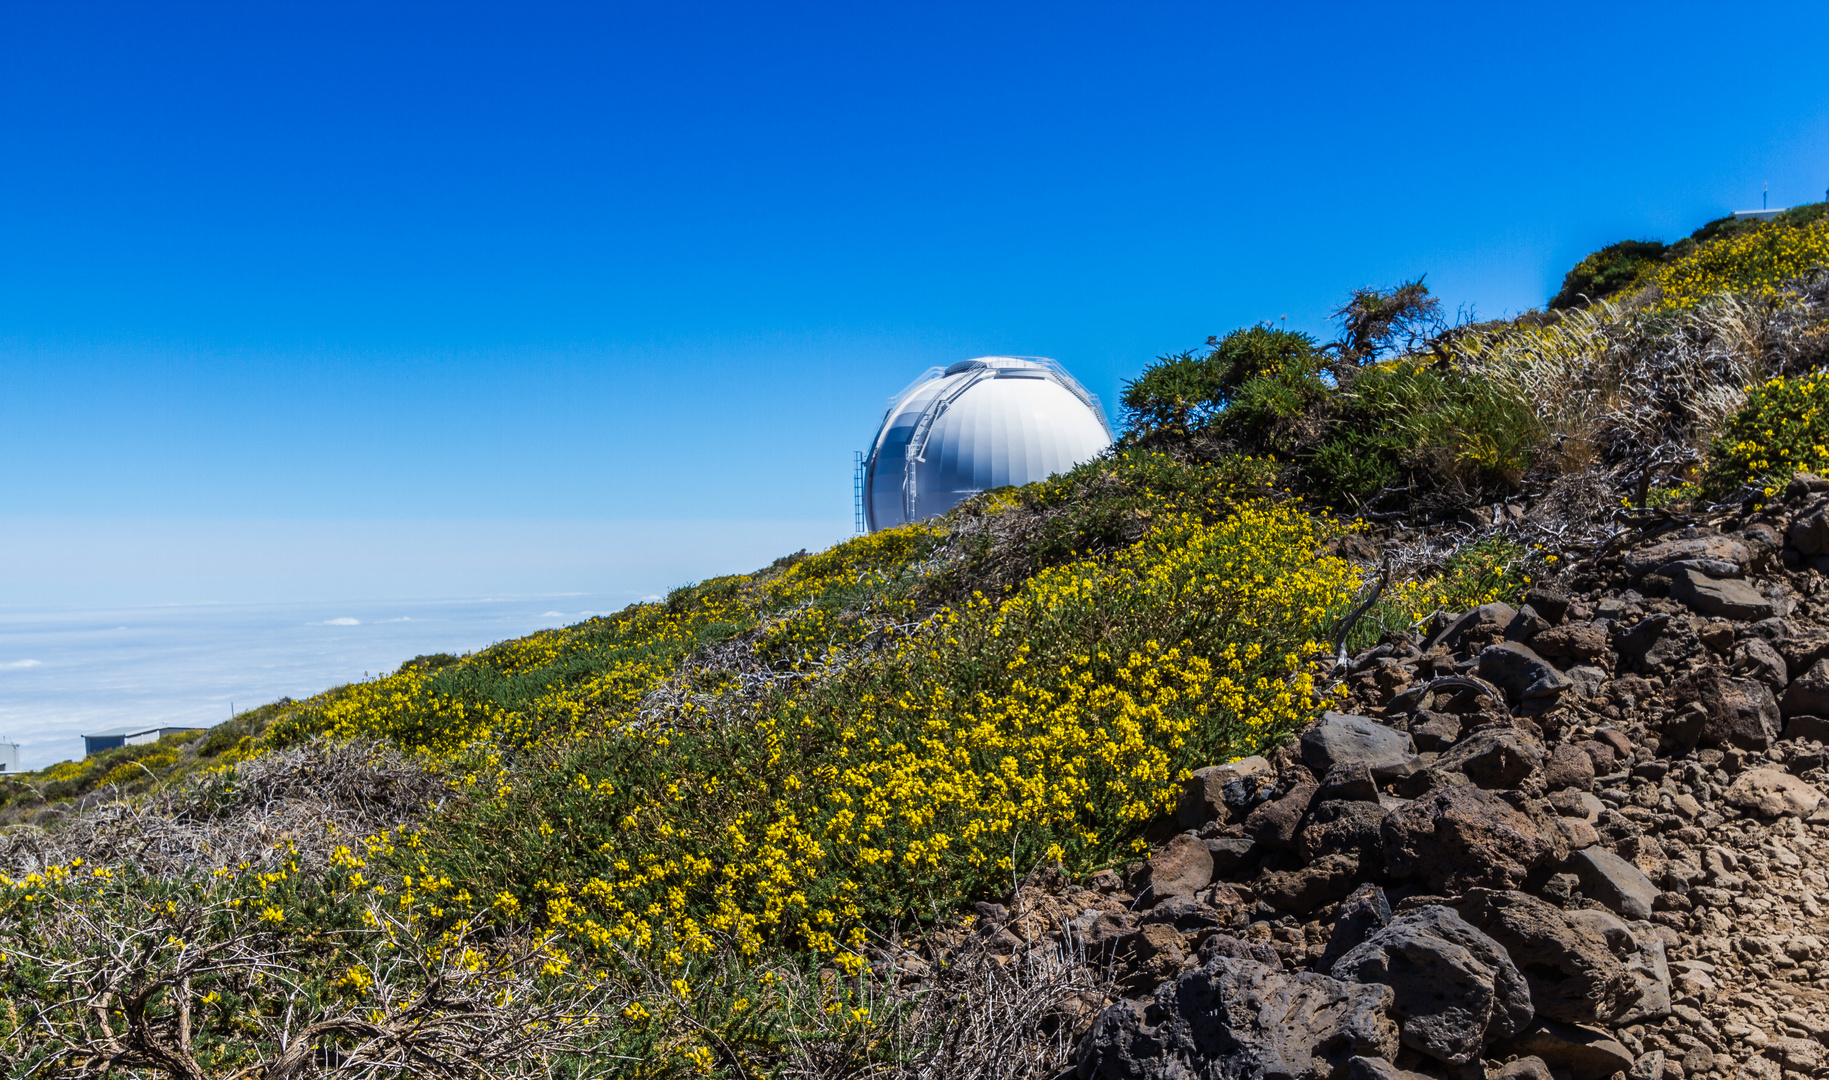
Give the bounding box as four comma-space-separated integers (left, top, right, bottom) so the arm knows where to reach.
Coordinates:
1300, 713, 1420, 783
1560, 665, 1608, 699
1177, 756, 1275, 828
1615, 936, 1671, 1026
1788, 499, 1829, 555
1425, 603, 1517, 652
1431, 727, 1545, 789
1668, 568, 1775, 621
1724, 768, 1826, 817
1344, 1058, 1431, 1080
1297, 799, 1388, 865
1408, 711, 1462, 751
1733, 637, 1790, 691
1783, 714, 1829, 742
1780, 657, 1829, 718
1477, 642, 1565, 704
1496, 1056, 1554, 1080
1329, 905, 1533, 1063
1315, 761, 1381, 803
1319, 883, 1391, 971
1206, 836, 1257, 875
1255, 853, 1361, 913
1141, 833, 1214, 901
1666, 667, 1781, 750
1565, 847, 1659, 920
1623, 537, 1749, 580
1542, 744, 1596, 790
1500, 1019, 1636, 1080
1530, 621, 1608, 661
1075, 956, 1400, 1080
1245, 780, 1319, 851
1383, 785, 1557, 893
1562, 909, 1633, 954
1460, 889, 1639, 1025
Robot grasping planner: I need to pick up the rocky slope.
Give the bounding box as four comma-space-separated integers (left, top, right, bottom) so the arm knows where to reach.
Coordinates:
915, 475, 1829, 1080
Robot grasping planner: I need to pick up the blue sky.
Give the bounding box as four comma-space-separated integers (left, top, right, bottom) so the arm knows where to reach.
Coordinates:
4, 0, 1829, 603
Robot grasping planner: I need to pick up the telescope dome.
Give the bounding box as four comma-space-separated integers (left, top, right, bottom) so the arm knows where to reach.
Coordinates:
862, 357, 1113, 531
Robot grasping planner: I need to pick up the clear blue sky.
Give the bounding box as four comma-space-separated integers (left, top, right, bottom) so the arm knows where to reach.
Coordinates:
4, 1, 1829, 602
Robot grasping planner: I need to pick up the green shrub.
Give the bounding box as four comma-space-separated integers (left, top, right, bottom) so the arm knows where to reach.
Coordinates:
1705, 371, 1829, 498
1549, 239, 1666, 309
1120, 326, 1323, 435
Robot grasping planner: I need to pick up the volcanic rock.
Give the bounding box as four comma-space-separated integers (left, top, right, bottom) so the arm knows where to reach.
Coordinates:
1382, 785, 1557, 893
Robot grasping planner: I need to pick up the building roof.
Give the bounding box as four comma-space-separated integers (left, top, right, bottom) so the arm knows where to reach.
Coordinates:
83, 725, 208, 739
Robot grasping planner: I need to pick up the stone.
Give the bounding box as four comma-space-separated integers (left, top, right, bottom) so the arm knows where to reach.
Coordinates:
1666, 667, 1781, 750
1297, 799, 1388, 865
1723, 767, 1826, 817
1543, 744, 1597, 790
1525, 589, 1571, 624
1779, 657, 1829, 717
1566, 847, 1659, 920
1496, 1056, 1554, 1080
1178, 756, 1275, 828
1254, 852, 1361, 913
1500, 1019, 1635, 1080
1383, 785, 1557, 894
1787, 471, 1829, 497
1315, 761, 1381, 803
1668, 568, 1775, 620
1782, 714, 1829, 742
1141, 833, 1215, 901
1344, 1057, 1431, 1080
1459, 889, 1640, 1025
1432, 727, 1545, 789
1623, 537, 1750, 580
1301, 713, 1420, 783
1319, 883, 1391, 971
1329, 905, 1533, 1063
1205, 836, 1256, 875
1245, 780, 1318, 851
1477, 642, 1566, 704
1733, 637, 1789, 691
1075, 956, 1400, 1080
1788, 499, 1829, 555
1561, 665, 1608, 699
1425, 603, 1517, 652
1549, 789, 1604, 821
1563, 909, 1633, 954
1531, 621, 1609, 661
1615, 936, 1671, 1025
1407, 711, 1461, 753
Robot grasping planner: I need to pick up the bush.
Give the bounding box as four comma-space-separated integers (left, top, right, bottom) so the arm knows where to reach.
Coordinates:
1704, 372, 1829, 498
1653, 212, 1829, 309
1120, 326, 1323, 435
1550, 239, 1666, 309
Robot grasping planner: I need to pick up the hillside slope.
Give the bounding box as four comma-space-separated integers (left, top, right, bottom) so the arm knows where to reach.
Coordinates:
3, 208, 1829, 1079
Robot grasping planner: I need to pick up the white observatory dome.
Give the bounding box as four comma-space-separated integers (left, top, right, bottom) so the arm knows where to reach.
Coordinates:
861, 357, 1114, 531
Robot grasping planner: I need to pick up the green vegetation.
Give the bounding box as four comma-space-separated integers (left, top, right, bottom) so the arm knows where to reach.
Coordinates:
1550, 239, 1666, 309
6, 202, 1829, 1077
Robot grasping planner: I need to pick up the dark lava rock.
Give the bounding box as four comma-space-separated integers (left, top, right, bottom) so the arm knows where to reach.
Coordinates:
1319, 883, 1392, 971
1666, 666, 1781, 750
1255, 852, 1361, 914
1425, 603, 1517, 652
1301, 712, 1421, 783
1140, 833, 1215, 902
1382, 785, 1558, 893
1329, 905, 1533, 1063
1623, 537, 1749, 580
1245, 780, 1319, 852
1431, 727, 1545, 789
1297, 800, 1388, 865
1076, 956, 1400, 1080
1668, 568, 1775, 621
1459, 888, 1640, 1025
1542, 744, 1596, 790
1781, 657, 1829, 718
1477, 642, 1566, 704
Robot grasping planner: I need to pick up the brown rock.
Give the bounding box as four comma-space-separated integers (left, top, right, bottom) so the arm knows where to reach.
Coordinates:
1780, 656, 1829, 717
1245, 780, 1319, 851
1543, 744, 1597, 790
1382, 785, 1556, 893
1723, 767, 1826, 817
1666, 667, 1780, 750
1500, 1018, 1635, 1080
1296, 799, 1388, 865
1255, 852, 1361, 913
1141, 833, 1215, 900
1532, 621, 1609, 661
1426, 603, 1517, 652
1432, 727, 1545, 788
1177, 755, 1274, 828
1623, 537, 1750, 579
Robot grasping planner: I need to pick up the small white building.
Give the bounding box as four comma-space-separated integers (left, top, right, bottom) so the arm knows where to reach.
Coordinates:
83, 725, 206, 757
1732, 208, 1787, 221
0, 741, 18, 773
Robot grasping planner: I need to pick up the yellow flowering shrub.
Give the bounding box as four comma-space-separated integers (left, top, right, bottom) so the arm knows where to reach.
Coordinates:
1653, 216, 1829, 309
1705, 372, 1829, 498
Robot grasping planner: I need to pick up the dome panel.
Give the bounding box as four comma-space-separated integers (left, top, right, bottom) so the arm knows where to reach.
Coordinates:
862, 357, 1113, 531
